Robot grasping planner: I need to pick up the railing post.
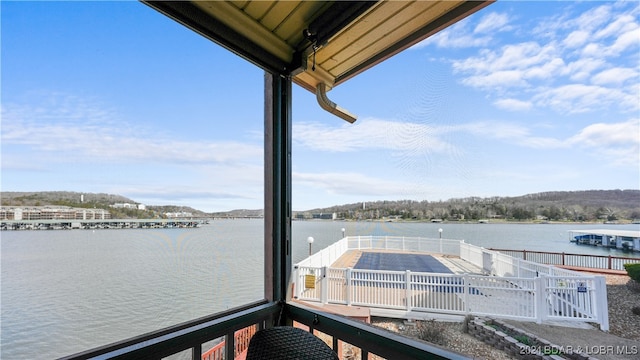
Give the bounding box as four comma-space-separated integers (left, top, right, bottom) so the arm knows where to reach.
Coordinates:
405, 270, 412, 311
346, 268, 352, 306
294, 266, 301, 299
608, 255, 612, 270
562, 252, 565, 266
463, 274, 469, 315
192, 344, 201, 360
534, 275, 546, 324
225, 331, 234, 360
523, 249, 527, 261
595, 276, 609, 331
321, 266, 329, 304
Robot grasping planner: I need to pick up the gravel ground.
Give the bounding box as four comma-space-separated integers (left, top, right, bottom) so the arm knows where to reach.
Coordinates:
368, 274, 639, 360
371, 318, 512, 360
604, 275, 640, 341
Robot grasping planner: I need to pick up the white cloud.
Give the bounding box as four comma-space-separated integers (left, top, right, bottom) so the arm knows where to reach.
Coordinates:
295, 113, 639, 163
524, 57, 566, 80
293, 118, 454, 153
563, 30, 589, 48
574, 4, 613, 32
442, 3, 639, 115
413, 18, 491, 49
119, 187, 255, 202
453, 42, 563, 86
115, 185, 262, 212
493, 98, 533, 111
454, 121, 565, 149
457, 121, 529, 140
565, 58, 607, 81
1, 94, 263, 165
566, 118, 640, 166
568, 118, 640, 147
533, 84, 637, 113
461, 70, 528, 89
591, 67, 638, 86
594, 13, 637, 40
564, 4, 639, 59
608, 27, 640, 55
294, 171, 411, 197
450, 118, 639, 168
474, 12, 511, 34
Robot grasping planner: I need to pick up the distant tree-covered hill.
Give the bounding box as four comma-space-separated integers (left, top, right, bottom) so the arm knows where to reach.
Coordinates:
2, 189, 639, 222
0, 191, 205, 219
298, 190, 640, 222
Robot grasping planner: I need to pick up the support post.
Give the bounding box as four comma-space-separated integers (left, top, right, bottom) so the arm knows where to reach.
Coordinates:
264, 72, 292, 313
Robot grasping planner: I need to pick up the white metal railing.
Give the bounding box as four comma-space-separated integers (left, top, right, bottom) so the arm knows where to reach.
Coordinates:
297, 236, 350, 268
293, 236, 609, 331
489, 248, 640, 271
345, 236, 461, 256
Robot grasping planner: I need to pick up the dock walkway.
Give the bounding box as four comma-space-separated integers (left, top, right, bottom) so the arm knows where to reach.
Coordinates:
311, 249, 638, 359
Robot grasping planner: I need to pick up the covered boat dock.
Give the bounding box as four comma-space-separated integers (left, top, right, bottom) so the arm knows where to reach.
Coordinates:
569, 229, 640, 252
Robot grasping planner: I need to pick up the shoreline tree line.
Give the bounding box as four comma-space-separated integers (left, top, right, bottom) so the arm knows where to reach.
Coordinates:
300, 190, 640, 222
1, 190, 639, 222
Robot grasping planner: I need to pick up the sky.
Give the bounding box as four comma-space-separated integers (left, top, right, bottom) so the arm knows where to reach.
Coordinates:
2, 1, 639, 213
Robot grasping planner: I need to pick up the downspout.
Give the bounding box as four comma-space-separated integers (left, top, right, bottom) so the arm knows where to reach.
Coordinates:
316, 83, 357, 123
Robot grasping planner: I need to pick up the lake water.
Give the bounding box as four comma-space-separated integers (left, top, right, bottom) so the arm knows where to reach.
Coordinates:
1, 220, 638, 359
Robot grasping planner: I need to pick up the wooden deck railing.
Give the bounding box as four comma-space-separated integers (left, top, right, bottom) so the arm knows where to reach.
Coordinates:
59, 300, 468, 360
201, 325, 257, 360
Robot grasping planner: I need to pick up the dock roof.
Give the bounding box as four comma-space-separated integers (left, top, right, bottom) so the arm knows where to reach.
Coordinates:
569, 229, 640, 239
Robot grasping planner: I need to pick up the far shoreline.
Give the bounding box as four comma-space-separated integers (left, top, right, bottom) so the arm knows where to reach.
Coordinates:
323, 218, 640, 225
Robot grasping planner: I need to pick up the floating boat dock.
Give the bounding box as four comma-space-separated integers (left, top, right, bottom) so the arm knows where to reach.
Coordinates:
0, 218, 205, 230
569, 229, 640, 252
293, 236, 625, 331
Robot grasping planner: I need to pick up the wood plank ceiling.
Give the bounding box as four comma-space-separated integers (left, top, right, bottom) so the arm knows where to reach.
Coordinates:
144, 1, 492, 121
145, 1, 492, 92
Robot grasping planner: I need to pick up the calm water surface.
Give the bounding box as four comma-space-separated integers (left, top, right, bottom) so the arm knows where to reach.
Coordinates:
1, 220, 638, 359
